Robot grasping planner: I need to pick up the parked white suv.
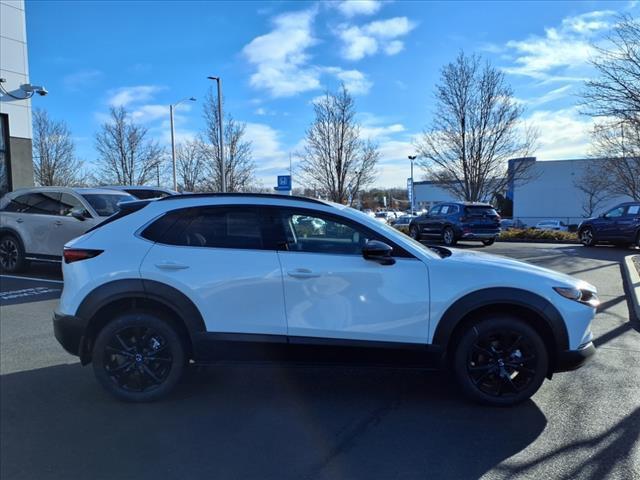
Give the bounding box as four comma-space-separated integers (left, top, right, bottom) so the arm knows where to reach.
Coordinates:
53, 194, 598, 405
0, 187, 135, 272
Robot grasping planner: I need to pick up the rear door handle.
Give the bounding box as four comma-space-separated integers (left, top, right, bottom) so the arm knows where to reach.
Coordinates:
54, 220, 63, 226
155, 261, 190, 270
16, 218, 24, 223
287, 269, 320, 279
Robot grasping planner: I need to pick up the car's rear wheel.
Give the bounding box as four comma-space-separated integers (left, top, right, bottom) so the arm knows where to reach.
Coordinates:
409, 225, 421, 241
442, 227, 457, 246
453, 316, 548, 406
580, 227, 596, 247
635, 231, 640, 249
0, 234, 27, 273
482, 238, 496, 246
92, 311, 186, 402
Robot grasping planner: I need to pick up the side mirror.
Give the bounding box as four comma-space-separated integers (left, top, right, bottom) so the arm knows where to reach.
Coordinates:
71, 208, 89, 221
362, 240, 395, 265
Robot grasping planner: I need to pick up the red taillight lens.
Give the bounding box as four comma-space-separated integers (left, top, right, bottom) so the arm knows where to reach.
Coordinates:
63, 248, 103, 264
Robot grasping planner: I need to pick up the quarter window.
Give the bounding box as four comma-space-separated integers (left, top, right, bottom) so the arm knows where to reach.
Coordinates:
626, 205, 639, 216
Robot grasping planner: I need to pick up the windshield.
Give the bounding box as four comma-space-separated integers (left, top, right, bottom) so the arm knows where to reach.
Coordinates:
81, 193, 135, 217
347, 207, 440, 259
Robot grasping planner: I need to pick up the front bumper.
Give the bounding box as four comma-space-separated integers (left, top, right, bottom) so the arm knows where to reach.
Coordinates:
555, 341, 596, 372
53, 311, 84, 357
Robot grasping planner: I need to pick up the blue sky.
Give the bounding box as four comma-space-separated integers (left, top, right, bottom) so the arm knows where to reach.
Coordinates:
25, 0, 639, 188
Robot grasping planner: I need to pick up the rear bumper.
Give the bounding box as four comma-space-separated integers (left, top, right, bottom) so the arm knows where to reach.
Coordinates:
53, 311, 84, 357
555, 341, 596, 372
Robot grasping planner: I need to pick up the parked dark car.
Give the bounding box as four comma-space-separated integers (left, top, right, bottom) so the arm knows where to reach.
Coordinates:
578, 202, 640, 248
408, 202, 501, 246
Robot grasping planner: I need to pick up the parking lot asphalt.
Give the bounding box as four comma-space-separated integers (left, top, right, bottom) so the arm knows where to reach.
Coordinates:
1, 242, 638, 480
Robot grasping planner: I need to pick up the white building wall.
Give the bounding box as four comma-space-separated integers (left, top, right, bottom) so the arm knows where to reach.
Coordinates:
512, 159, 632, 226
0, 0, 32, 140
413, 181, 459, 211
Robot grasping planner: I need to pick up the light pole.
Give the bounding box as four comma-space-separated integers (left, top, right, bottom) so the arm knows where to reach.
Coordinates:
207, 76, 226, 193
170, 96, 196, 191
408, 155, 417, 215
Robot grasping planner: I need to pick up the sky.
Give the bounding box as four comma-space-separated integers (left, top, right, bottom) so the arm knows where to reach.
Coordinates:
25, 0, 640, 189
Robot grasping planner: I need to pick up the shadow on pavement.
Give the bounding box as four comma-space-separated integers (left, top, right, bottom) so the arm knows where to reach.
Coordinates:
1, 363, 547, 480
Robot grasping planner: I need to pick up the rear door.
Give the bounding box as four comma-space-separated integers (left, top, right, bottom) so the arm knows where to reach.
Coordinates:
46, 193, 95, 256
139, 206, 287, 336
617, 204, 640, 241
11, 191, 62, 256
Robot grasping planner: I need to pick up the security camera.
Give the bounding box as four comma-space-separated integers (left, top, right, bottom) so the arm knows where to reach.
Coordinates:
36, 87, 48, 96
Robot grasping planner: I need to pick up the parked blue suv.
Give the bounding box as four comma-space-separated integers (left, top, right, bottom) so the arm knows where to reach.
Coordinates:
408, 202, 501, 246
578, 202, 640, 248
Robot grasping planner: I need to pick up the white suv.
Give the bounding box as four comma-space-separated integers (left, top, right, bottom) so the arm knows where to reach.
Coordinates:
53, 194, 598, 405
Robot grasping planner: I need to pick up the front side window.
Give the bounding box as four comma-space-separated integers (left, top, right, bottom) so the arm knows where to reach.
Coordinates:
280, 211, 371, 255
60, 193, 87, 217
604, 206, 626, 219
81, 193, 132, 217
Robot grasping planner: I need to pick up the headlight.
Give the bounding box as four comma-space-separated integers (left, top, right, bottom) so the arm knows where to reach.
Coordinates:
553, 286, 600, 307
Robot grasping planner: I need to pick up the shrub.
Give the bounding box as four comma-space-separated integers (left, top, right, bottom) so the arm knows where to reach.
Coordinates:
499, 228, 579, 242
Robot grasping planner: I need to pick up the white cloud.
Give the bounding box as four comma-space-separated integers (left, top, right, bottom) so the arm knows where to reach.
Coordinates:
324, 67, 373, 95
130, 104, 169, 123
242, 9, 321, 97
337, 16, 416, 60
526, 107, 595, 159
360, 123, 405, 139
334, 0, 382, 18
107, 85, 165, 107
502, 10, 615, 81
63, 69, 102, 91
517, 84, 574, 107
244, 123, 287, 166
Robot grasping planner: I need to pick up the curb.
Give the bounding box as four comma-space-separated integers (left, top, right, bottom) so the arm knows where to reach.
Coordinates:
622, 254, 640, 321
497, 239, 580, 245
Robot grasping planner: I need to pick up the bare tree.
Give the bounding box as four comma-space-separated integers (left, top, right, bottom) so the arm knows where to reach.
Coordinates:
298, 86, 379, 204
175, 139, 207, 192
32, 108, 85, 186
94, 106, 165, 185
414, 52, 538, 202
201, 88, 255, 192
574, 162, 613, 216
582, 15, 640, 201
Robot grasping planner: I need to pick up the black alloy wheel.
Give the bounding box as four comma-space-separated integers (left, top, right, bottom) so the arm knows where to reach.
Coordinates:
454, 317, 548, 406
442, 227, 457, 246
0, 235, 25, 273
409, 225, 421, 240
93, 312, 186, 402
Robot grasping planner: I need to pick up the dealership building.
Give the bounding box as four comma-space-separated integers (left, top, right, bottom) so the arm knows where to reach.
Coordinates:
0, 0, 34, 197
412, 157, 633, 226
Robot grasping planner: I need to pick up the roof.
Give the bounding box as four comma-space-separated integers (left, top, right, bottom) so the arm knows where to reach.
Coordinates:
8, 186, 134, 195
158, 192, 329, 206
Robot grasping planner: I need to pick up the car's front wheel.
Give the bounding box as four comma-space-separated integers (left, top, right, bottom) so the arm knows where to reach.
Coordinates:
580, 227, 596, 247
453, 316, 548, 406
92, 311, 186, 402
442, 227, 457, 246
409, 225, 421, 241
0, 234, 27, 273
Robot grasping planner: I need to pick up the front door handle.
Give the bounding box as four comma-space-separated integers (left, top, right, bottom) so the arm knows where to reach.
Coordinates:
54, 220, 63, 226
16, 218, 24, 223
287, 268, 320, 279
155, 261, 190, 270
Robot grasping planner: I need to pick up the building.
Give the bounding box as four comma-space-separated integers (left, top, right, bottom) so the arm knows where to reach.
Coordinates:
0, 0, 34, 197
412, 157, 633, 225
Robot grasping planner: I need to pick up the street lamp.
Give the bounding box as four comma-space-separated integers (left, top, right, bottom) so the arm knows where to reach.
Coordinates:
408, 155, 417, 215
207, 76, 225, 193
170, 96, 196, 191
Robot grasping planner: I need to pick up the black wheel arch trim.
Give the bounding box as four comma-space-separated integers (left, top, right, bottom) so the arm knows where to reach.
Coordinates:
432, 287, 569, 355
0, 227, 25, 249
75, 279, 207, 361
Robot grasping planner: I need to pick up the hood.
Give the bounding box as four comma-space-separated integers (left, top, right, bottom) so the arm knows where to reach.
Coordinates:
445, 248, 596, 291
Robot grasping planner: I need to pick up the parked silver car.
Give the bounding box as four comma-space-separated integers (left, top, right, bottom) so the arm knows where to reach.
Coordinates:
103, 185, 178, 199
0, 187, 135, 272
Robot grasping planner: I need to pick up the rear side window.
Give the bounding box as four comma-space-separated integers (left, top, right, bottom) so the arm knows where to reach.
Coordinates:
144, 207, 263, 250
81, 193, 133, 217
626, 205, 640, 216
2, 192, 61, 215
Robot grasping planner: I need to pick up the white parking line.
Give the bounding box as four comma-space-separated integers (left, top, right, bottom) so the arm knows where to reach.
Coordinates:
0, 274, 63, 284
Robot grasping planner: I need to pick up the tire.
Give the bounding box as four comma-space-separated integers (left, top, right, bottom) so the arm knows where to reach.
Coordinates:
92, 311, 186, 402
409, 225, 421, 241
453, 316, 548, 407
579, 227, 596, 247
482, 238, 496, 246
0, 234, 27, 273
442, 227, 457, 246
635, 232, 640, 249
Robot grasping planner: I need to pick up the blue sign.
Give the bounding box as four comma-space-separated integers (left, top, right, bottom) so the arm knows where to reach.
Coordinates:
274, 175, 291, 191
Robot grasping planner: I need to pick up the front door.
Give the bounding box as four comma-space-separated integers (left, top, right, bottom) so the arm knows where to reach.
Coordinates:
597, 205, 626, 240
140, 206, 287, 335
46, 193, 93, 257
275, 208, 430, 344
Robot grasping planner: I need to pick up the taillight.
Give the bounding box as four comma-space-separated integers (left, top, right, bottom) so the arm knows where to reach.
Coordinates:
63, 248, 103, 264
